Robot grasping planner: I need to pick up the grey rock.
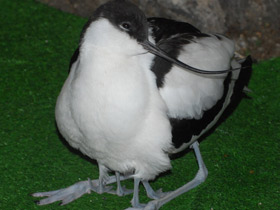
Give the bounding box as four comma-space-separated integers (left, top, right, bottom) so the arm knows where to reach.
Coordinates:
37, 0, 279, 32
37, 0, 280, 59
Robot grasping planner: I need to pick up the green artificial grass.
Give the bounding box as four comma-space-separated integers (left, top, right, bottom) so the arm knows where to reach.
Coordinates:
0, 0, 279, 209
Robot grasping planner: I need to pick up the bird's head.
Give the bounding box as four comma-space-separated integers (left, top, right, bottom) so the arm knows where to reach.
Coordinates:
94, 0, 148, 43
80, 0, 150, 55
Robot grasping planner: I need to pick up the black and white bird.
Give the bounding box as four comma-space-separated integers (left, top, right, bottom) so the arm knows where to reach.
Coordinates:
32, 0, 252, 209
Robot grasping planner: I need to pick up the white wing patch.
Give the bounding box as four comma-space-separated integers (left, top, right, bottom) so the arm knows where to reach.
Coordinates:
160, 34, 235, 119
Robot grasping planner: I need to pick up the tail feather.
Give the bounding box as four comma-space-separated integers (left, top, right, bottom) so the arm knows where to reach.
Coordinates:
219, 55, 253, 121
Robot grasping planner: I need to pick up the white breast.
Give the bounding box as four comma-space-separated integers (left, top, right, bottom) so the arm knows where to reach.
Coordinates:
70, 51, 150, 146
55, 18, 173, 180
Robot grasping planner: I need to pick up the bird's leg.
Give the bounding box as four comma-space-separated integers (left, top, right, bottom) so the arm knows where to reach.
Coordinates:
110, 171, 134, 196
130, 178, 145, 208
144, 141, 208, 210
32, 164, 131, 205
142, 181, 168, 199
94, 164, 113, 193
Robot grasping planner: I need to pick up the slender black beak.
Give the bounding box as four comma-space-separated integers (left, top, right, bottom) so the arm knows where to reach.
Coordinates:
141, 40, 239, 75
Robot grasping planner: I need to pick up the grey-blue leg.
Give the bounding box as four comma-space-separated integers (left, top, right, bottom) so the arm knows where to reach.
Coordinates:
113, 172, 134, 196
32, 164, 115, 205
95, 164, 112, 193
142, 181, 167, 199
143, 141, 208, 210
116, 171, 125, 195
130, 178, 146, 208
33, 179, 97, 205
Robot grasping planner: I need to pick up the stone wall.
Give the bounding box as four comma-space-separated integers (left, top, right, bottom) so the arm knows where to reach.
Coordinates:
37, 0, 280, 60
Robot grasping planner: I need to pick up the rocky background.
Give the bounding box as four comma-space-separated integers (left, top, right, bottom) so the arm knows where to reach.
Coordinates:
37, 0, 280, 61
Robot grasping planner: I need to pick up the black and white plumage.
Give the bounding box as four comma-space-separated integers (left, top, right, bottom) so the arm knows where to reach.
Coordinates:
32, 0, 252, 209
147, 17, 252, 152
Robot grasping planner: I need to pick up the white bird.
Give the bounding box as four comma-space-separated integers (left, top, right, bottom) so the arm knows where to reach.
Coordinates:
32, 0, 252, 209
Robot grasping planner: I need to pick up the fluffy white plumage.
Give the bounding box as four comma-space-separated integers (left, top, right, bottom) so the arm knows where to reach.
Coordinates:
55, 18, 173, 180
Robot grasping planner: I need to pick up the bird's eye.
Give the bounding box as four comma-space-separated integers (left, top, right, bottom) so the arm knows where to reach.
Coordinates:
120, 22, 131, 31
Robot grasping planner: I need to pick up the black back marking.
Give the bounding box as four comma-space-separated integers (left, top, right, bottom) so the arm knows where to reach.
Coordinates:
68, 47, 80, 74
148, 17, 201, 43
150, 39, 183, 87
170, 56, 252, 149
148, 18, 210, 88
170, 72, 231, 148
